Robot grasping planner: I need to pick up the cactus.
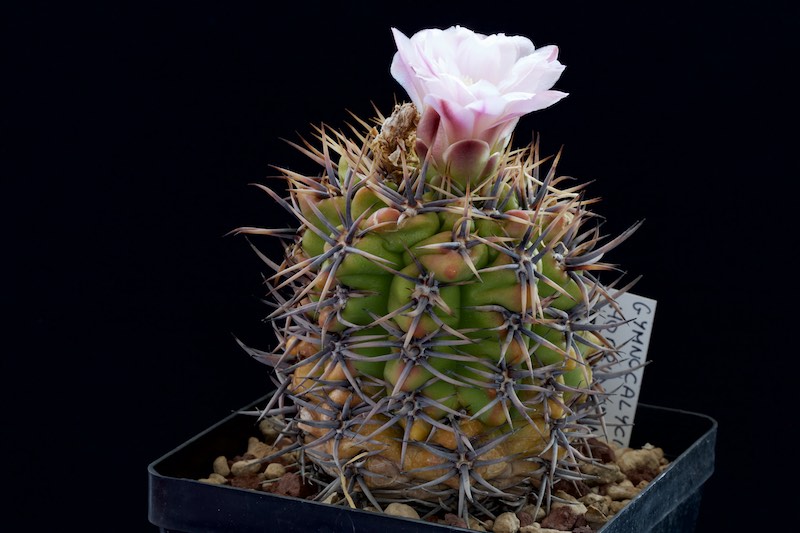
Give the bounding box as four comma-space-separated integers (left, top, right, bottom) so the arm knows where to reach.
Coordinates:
235, 26, 640, 523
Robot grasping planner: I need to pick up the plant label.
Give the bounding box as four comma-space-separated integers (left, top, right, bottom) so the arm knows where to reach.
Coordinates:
595, 292, 657, 448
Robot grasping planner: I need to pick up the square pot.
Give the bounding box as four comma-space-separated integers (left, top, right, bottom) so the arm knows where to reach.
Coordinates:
148, 394, 716, 532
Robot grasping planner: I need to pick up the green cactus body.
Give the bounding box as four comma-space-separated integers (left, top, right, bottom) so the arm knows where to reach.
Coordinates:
237, 104, 641, 522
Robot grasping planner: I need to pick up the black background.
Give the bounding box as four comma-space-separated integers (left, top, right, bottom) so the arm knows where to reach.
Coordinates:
6, 1, 793, 531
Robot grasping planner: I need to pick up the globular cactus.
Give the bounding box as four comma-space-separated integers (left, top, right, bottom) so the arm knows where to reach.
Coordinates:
235, 26, 640, 523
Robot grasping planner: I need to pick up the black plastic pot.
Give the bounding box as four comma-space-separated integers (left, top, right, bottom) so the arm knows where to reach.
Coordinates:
148, 395, 716, 533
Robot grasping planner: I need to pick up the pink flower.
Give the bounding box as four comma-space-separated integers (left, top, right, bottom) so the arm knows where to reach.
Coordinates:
390, 26, 567, 187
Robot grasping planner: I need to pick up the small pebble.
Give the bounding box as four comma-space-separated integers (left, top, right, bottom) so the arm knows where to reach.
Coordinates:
606, 483, 640, 501
551, 490, 587, 515
231, 459, 263, 476
198, 473, 227, 485
617, 448, 660, 483
540, 506, 578, 531
642, 443, 665, 461
246, 437, 272, 459
259, 419, 280, 439
443, 514, 467, 528
265, 462, 286, 479
580, 463, 625, 485
492, 512, 520, 533
384, 503, 419, 520
579, 493, 610, 515
212, 456, 230, 476
584, 504, 609, 527
516, 511, 533, 527
520, 504, 546, 521
609, 499, 631, 513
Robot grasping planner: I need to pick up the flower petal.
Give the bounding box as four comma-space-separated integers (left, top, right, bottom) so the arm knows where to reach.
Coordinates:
390, 28, 426, 109
504, 90, 569, 116
426, 95, 475, 145
503, 45, 566, 93
415, 107, 442, 161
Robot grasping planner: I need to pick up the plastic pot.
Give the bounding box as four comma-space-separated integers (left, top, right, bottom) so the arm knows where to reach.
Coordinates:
148, 394, 716, 532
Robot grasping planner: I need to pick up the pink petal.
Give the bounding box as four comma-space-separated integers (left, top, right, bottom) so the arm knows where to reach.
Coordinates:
426, 95, 476, 145
415, 107, 442, 162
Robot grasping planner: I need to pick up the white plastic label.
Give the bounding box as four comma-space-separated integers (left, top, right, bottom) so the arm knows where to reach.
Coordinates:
594, 292, 657, 448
